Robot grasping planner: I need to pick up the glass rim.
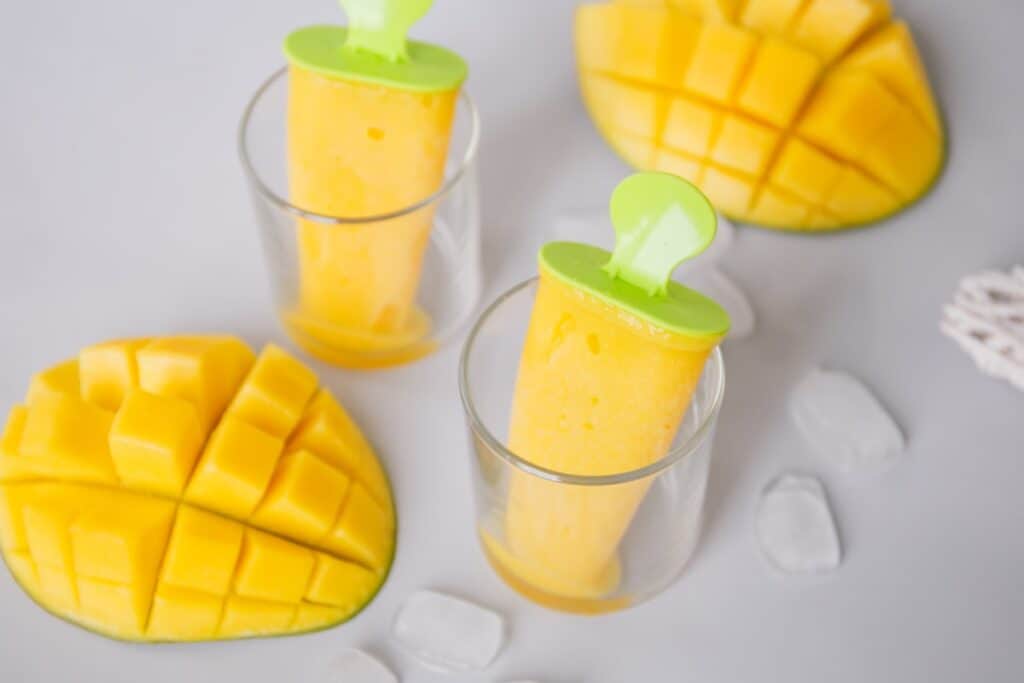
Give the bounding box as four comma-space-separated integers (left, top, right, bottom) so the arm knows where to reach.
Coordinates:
457, 277, 726, 488
237, 66, 481, 226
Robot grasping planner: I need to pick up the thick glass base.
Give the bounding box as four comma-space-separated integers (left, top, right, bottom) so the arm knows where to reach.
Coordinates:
479, 530, 630, 615
283, 309, 438, 370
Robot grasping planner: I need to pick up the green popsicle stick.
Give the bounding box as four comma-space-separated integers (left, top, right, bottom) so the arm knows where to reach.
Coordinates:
605, 172, 717, 296
540, 173, 730, 340
340, 0, 433, 61
284, 0, 467, 93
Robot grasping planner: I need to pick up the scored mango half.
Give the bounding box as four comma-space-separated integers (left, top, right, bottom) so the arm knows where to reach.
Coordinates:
0, 336, 395, 642
576, 0, 945, 230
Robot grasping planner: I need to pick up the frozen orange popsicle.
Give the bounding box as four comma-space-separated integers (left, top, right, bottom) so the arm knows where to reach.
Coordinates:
283, 0, 467, 368
483, 173, 730, 606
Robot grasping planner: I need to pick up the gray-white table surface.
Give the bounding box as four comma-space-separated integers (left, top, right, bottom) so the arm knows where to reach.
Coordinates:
0, 1, 1021, 681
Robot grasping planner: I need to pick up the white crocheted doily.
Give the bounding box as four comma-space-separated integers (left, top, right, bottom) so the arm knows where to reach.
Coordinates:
941, 266, 1024, 391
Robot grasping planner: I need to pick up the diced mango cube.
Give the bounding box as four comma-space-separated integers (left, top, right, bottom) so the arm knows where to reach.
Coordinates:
26, 360, 79, 406
662, 97, 721, 158
699, 165, 757, 217
843, 21, 941, 133
76, 577, 149, 636
79, 338, 148, 411
683, 22, 758, 104
19, 393, 116, 484
69, 494, 175, 588
737, 38, 822, 127
797, 70, 900, 160
748, 187, 812, 227
0, 484, 29, 550
252, 451, 349, 544
576, 3, 665, 82
137, 336, 255, 432
292, 603, 348, 632
37, 565, 79, 612
824, 166, 900, 222
580, 74, 665, 140
219, 596, 296, 638
185, 415, 284, 519
226, 344, 318, 439
859, 102, 941, 198
659, 12, 705, 88
23, 496, 80, 570
305, 553, 379, 612
789, 0, 891, 62
234, 529, 315, 603
1, 407, 26, 456
288, 390, 391, 507
326, 484, 394, 572
610, 134, 656, 169
148, 585, 224, 640
710, 114, 780, 175
770, 138, 845, 204
652, 148, 704, 185
161, 505, 244, 595
740, 0, 807, 35
578, 3, 703, 88
0, 406, 31, 482
109, 390, 203, 496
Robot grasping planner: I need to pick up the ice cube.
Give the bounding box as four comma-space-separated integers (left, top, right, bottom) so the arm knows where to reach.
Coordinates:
327, 648, 397, 683
552, 210, 734, 268
757, 473, 841, 573
683, 266, 755, 340
392, 590, 505, 672
790, 369, 905, 473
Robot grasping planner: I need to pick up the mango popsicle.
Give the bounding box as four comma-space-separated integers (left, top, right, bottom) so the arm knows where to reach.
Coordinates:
283, 0, 467, 368
485, 173, 730, 604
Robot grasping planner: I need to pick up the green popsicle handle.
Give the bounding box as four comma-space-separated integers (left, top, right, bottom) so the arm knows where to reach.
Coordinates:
605, 172, 717, 297
539, 172, 730, 340
340, 0, 433, 62
284, 0, 467, 93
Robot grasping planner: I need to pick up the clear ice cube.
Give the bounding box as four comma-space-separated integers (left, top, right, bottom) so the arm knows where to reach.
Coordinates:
327, 648, 398, 683
790, 369, 905, 472
757, 473, 841, 573
392, 590, 505, 672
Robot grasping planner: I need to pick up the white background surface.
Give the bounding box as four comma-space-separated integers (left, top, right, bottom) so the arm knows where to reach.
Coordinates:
1, 1, 1022, 681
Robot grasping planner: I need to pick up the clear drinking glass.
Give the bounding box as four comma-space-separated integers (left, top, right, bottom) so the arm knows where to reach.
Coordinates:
239, 67, 481, 369
458, 278, 725, 614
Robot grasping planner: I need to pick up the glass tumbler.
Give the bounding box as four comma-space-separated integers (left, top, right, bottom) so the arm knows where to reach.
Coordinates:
459, 279, 725, 614
239, 67, 481, 369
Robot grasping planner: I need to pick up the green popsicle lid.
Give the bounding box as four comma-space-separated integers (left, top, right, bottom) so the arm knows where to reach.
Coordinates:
540, 172, 731, 340
283, 0, 467, 93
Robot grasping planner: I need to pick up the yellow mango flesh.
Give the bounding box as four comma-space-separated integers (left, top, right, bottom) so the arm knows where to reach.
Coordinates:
0, 336, 395, 642
286, 65, 457, 367
484, 271, 720, 604
576, 0, 944, 230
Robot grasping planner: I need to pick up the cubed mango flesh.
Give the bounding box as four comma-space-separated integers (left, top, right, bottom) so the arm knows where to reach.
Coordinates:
576, 0, 944, 229
79, 339, 149, 411
0, 336, 394, 642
